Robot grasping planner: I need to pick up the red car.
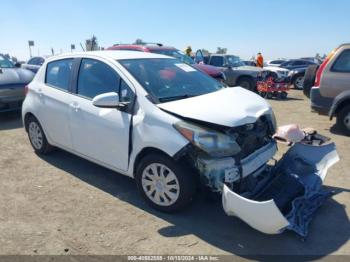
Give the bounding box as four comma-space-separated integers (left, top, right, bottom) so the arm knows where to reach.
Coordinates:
107, 44, 226, 82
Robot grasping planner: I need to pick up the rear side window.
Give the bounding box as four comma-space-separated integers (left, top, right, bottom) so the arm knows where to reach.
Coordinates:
209, 56, 224, 67
77, 59, 120, 99
331, 50, 350, 73
46, 59, 73, 91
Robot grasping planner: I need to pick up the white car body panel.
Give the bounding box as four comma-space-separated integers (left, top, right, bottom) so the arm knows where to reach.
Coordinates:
222, 184, 290, 234
264, 66, 290, 78
158, 87, 271, 127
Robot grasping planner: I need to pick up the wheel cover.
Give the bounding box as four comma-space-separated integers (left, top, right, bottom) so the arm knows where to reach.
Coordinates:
295, 77, 304, 89
141, 163, 180, 206
343, 112, 350, 130
239, 81, 251, 90
28, 122, 43, 150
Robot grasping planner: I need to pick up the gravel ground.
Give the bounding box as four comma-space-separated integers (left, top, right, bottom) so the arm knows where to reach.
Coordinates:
0, 89, 349, 259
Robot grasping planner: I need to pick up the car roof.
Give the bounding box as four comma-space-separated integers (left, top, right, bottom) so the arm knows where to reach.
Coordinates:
46, 50, 172, 62
108, 44, 177, 52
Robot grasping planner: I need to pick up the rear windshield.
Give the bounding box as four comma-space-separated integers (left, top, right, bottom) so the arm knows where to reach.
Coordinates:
119, 58, 224, 103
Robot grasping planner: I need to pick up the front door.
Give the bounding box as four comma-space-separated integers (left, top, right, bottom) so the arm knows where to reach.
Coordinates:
69, 58, 133, 171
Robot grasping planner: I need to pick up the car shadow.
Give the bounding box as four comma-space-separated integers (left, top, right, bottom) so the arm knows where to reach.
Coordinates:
0, 111, 23, 130
329, 123, 350, 137
39, 149, 350, 258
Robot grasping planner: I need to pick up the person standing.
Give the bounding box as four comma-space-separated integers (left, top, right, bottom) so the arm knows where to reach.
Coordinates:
256, 52, 264, 68
185, 46, 192, 57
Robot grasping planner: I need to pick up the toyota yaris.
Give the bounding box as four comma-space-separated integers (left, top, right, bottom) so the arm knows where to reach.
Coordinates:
22, 51, 338, 236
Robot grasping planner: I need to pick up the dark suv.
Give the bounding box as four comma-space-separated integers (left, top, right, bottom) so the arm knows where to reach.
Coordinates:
107, 44, 225, 82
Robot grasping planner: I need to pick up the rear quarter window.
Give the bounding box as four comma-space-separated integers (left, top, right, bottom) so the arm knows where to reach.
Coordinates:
331, 49, 350, 73
45, 59, 73, 91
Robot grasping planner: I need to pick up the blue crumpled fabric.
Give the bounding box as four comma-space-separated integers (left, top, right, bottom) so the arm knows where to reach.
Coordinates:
285, 172, 333, 237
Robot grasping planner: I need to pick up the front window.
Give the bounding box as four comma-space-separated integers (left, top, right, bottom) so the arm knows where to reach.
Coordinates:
226, 56, 245, 67
0, 55, 15, 68
119, 58, 225, 103
151, 49, 194, 65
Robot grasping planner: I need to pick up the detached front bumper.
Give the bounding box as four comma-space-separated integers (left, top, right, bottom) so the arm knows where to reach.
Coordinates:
222, 142, 339, 236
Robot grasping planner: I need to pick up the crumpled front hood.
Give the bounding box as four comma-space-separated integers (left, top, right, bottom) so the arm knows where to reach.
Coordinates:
158, 87, 272, 127
0, 68, 34, 86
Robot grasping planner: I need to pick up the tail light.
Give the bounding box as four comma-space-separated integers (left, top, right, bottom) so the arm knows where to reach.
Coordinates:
314, 48, 338, 87
24, 85, 29, 96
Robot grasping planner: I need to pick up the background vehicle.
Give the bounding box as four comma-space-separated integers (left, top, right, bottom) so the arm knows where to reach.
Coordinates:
22, 56, 49, 73
309, 44, 350, 134
265, 59, 287, 67
0, 54, 34, 112
107, 43, 226, 82
279, 59, 318, 89
195, 50, 265, 91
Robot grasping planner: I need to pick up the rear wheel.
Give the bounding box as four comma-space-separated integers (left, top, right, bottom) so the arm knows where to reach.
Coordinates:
26, 116, 53, 154
135, 153, 196, 212
237, 77, 255, 92
336, 105, 350, 135
293, 74, 305, 89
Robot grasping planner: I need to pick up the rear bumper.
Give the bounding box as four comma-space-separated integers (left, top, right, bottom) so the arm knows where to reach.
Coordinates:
310, 87, 333, 115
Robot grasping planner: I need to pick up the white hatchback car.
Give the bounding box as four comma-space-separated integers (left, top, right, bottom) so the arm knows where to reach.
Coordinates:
23, 51, 338, 236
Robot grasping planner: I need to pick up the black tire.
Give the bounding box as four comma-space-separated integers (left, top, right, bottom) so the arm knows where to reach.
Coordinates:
135, 153, 196, 212
280, 91, 288, 100
303, 65, 319, 98
336, 105, 350, 136
26, 116, 53, 154
292, 74, 305, 90
237, 77, 255, 92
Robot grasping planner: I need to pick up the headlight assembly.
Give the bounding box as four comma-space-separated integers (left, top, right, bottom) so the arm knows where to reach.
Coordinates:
174, 121, 241, 157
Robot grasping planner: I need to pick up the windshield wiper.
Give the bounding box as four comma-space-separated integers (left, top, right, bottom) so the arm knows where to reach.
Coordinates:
158, 94, 194, 103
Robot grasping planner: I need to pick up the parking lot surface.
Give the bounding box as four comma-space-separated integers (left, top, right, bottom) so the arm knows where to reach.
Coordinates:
0, 89, 349, 258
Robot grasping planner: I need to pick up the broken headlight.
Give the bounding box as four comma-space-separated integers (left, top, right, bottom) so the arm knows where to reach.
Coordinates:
174, 121, 241, 157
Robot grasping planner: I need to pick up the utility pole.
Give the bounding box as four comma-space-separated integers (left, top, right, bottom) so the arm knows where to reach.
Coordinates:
28, 40, 34, 58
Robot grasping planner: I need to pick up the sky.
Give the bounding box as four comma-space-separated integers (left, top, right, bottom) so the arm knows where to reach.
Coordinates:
1, 0, 349, 61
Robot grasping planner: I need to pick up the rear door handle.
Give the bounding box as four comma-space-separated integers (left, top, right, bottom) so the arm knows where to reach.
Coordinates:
69, 102, 80, 111
37, 88, 43, 97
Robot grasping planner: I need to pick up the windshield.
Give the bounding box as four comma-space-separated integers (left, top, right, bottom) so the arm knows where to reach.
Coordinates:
150, 49, 194, 65
0, 55, 15, 68
119, 58, 225, 103
226, 55, 245, 67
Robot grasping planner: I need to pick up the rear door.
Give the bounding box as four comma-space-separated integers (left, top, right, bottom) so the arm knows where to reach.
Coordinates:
39, 58, 75, 149
321, 49, 350, 97
68, 58, 134, 171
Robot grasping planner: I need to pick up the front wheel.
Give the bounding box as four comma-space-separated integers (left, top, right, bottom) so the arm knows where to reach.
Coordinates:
336, 105, 350, 136
135, 153, 196, 212
237, 77, 255, 92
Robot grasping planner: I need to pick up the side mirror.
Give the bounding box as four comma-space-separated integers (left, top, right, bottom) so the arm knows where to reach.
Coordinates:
15, 62, 21, 68
92, 92, 120, 108
224, 64, 232, 69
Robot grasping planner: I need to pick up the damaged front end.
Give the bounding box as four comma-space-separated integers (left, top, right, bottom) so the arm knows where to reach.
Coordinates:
175, 117, 339, 237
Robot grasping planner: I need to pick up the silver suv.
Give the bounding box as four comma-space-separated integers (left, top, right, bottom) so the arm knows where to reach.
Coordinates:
310, 43, 350, 134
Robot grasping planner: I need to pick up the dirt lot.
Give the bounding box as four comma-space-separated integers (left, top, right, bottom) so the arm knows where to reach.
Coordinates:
0, 89, 349, 258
